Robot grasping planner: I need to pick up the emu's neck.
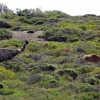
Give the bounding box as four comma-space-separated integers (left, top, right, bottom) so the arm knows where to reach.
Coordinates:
20, 41, 28, 51
21, 43, 26, 51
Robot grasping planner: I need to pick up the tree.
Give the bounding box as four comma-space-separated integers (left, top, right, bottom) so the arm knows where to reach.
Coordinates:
0, 3, 13, 15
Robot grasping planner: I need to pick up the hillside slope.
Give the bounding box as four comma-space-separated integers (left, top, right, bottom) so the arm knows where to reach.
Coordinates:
0, 7, 100, 100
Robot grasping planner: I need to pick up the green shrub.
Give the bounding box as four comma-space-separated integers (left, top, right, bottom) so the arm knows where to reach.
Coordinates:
19, 17, 33, 24
90, 68, 100, 74
23, 19, 33, 24
39, 78, 59, 88
0, 39, 22, 48
12, 26, 21, 31
35, 21, 44, 25
83, 76, 100, 85
0, 21, 11, 28
48, 79, 59, 88
29, 53, 48, 61
0, 29, 12, 40
0, 88, 14, 95
2, 14, 14, 19
0, 66, 15, 80
2, 80, 24, 89
28, 73, 43, 85
95, 74, 100, 79
79, 25, 87, 31
12, 25, 32, 31
69, 83, 93, 93
27, 42, 44, 52
45, 10, 70, 19
3, 61, 22, 72
40, 64, 56, 71
69, 38, 79, 42
58, 68, 78, 80
41, 27, 83, 42
75, 92, 100, 100
77, 66, 95, 74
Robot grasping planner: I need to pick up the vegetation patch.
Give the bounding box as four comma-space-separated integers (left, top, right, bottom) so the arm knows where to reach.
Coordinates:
0, 88, 15, 95
0, 21, 11, 28
0, 66, 15, 80
0, 29, 12, 40
0, 3, 100, 99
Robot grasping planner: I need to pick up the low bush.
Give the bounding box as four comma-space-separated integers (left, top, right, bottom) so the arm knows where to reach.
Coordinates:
46, 79, 59, 88
12, 25, 35, 31
2, 80, 24, 89
95, 74, 100, 79
58, 68, 78, 80
28, 73, 43, 85
0, 21, 11, 28
77, 66, 95, 74
74, 92, 100, 100
12, 26, 21, 31
2, 14, 14, 19
0, 66, 15, 80
69, 83, 93, 93
35, 21, 44, 25
0, 88, 14, 95
41, 27, 83, 42
90, 68, 100, 74
40, 64, 56, 71
27, 42, 41, 52
19, 17, 33, 24
0, 39, 22, 48
83, 76, 100, 85
39, 78, 59, 88
3, 62, 22, 72
29, 53, 48, 62
0, 29, 12, 40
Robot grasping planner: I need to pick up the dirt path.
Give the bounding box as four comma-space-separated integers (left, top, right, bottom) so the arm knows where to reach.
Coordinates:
12, 30, 47, 42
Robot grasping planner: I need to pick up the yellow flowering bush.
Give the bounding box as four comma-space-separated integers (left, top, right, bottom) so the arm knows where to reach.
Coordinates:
0, 66, 15, 80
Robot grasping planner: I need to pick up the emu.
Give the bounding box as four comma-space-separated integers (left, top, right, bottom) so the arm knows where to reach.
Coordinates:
83, 54, 100, 62
0, 41, 28, 62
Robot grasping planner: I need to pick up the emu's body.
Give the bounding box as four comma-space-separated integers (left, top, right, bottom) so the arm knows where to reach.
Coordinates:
0, 41, 28, 62
83, 54, 100, 62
